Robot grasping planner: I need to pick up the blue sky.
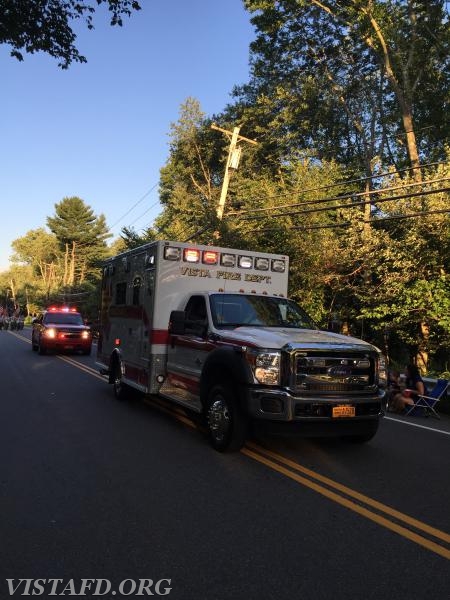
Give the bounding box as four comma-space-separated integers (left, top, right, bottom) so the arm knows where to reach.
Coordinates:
0, 0, 255, 271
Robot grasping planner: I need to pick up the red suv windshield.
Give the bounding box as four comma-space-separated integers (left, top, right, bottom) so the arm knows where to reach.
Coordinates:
43, 313, 84, 326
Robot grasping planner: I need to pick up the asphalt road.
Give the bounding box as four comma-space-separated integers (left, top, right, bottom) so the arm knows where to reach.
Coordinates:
0, 328, 449, 600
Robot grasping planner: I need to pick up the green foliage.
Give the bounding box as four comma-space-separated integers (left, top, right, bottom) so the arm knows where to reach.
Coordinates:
0, 0, 141, 68
47, 196, 110, 247
7, 197, 113, 315
119, 226, 157, 250
238, 0, 450, 171
47, 196, 111, 285
156, 96, 449, 371
156, 98, 225, 242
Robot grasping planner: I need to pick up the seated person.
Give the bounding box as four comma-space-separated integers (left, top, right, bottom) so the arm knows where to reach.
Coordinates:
390, 364, 426, 413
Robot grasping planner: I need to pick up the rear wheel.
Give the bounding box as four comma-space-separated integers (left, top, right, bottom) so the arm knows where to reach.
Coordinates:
206, 383, 247, 452
112, 361, 130, 400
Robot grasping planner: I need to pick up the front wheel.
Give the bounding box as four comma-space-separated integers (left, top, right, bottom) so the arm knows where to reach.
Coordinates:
206, 383, 247, 452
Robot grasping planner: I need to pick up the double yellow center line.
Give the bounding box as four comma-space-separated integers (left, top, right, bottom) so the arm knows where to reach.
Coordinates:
242, 443, 450, 560
146, 394, 449, 560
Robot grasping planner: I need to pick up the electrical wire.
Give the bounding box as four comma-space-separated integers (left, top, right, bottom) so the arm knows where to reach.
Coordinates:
248, 208, 449, 234
109, 183, 159, 229
225, 160, 448, 211
226, 177, 450, 220
235, 186, 450, 221
127, 199, 161, 228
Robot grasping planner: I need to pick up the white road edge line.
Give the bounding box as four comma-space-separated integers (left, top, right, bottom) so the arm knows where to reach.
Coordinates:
384, 415, 450, 436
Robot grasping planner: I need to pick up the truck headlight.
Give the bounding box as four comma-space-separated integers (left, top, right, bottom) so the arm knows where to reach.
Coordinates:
254, 352, 281, 385
44, 328, 56, 338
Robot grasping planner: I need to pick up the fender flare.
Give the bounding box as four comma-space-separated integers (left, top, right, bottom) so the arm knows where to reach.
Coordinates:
199, 347, 253, 410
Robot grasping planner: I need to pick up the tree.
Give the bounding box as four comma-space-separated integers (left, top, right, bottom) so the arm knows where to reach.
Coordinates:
0, 0, 141, 68
0, 263, 38, 316
320, 159, 450, 371
240, 0, 450, 175
119, 225, 157, 250
11, 228, 61, 295
156, 98, 225, 242
47, 196, 111, 286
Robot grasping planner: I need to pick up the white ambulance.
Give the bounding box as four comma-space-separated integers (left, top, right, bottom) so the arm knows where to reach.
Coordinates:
96, 240, 386, 451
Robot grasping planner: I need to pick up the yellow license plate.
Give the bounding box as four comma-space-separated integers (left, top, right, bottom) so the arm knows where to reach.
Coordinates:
332, 405, 355, 418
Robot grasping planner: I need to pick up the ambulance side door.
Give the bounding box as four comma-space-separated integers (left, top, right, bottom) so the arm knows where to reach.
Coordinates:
165, 295, 211, 411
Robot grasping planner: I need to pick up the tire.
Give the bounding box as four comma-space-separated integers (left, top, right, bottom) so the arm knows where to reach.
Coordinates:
112, 361, 130, 400
205, 383, 247, 452
342, 421, 379, 443
31, 337, 38, 351
38, 339, 46, 355
82, 346, 92, 356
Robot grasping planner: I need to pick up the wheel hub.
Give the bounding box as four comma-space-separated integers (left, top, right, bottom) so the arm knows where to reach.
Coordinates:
208, 399, 231, 442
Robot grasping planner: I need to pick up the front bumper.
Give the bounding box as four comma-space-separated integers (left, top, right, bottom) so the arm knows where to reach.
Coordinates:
245, 387, 384, 423
41, 338, 92, 352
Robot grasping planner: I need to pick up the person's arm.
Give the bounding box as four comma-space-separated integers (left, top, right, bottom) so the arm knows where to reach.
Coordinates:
415, 380, 425, 396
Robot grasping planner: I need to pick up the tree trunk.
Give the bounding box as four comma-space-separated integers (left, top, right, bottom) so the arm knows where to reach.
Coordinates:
69, 241, 76, 286
364, 8, 422, 180
64, 243, 69, 286
9, 279, 17, 307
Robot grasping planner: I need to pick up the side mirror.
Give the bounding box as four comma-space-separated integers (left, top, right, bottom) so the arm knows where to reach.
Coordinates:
169, 310, 186, 335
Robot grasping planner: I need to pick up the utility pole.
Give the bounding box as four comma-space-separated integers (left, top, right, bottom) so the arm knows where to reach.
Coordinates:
211, 123, 258, 221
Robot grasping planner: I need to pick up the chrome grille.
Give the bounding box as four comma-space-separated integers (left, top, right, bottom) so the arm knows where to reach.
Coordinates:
294, 352, 375, 393
57, 330, 83, 339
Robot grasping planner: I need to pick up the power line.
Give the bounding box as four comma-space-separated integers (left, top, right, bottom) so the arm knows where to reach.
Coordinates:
226, 176, 450, 220
248, 208, 449, 234
225, 160, 448, 212
227, 186, 450, 222
109, 183, 159, 229
127, 199, 161, 228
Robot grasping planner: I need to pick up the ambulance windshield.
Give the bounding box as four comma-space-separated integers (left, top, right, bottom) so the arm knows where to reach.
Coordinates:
209, 294, 317, 330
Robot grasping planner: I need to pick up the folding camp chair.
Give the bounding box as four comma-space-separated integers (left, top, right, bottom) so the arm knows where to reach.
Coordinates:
404, 379, 449, 419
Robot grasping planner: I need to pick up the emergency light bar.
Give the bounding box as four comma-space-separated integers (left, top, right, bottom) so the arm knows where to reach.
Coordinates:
162, 244, 286, 273
184, 249, 200, 263
254, 258, 269, 271
220, 254, 236, 267
271, 260, 286, 273
164, 246, 182, 261
238, 256, 253, 269
202, 251, 218, 265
